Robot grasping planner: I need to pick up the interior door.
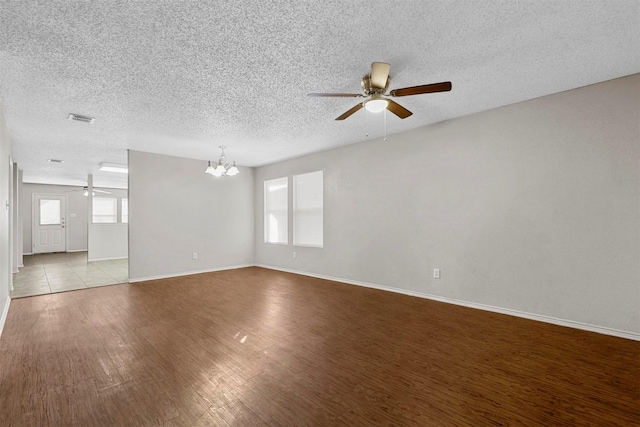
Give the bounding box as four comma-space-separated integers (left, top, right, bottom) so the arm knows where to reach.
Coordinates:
33, 194, 66, 254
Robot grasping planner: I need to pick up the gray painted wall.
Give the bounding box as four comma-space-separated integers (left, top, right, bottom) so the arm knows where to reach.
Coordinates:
0, 101, 12, 330
16, 170, 23, 268
254, 74, 640, 334
21, 183, 89, 253
12, 164, 19, 272
128, 150, 254, 280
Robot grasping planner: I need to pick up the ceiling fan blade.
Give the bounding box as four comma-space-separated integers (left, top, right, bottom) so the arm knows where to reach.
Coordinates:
308, 93, 363, 97
370, 62, 391, 90
386, 100, 413, 119
389, 81, 452, 97
335, 103, 364, 120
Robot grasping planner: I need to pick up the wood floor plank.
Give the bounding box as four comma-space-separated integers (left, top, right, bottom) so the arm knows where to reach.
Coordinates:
1, 267, 638, 425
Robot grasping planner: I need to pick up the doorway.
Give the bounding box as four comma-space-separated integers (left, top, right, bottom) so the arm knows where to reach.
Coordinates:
32, 193, 66, 254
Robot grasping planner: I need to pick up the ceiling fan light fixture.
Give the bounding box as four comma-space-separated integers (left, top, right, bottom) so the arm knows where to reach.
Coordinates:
364, 98, 388, 113
309, 63, 450, 120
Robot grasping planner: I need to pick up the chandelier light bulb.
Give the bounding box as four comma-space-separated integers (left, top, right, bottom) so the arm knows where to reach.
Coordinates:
205, 161, 215, 175
226, 161, 239, 176
212, 163, 226, 177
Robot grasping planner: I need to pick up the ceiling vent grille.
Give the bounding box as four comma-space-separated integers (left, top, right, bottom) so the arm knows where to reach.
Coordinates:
68, 113, 95, 124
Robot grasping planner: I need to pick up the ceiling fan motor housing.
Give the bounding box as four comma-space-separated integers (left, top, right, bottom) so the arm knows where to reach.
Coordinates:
361, 74, 390, 95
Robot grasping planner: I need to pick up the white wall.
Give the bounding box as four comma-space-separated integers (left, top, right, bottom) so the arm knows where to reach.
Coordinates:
88, 187, 128, 261
128, 150, 254, 281
254, 74, 640, 336
11, 164, 20, 272
88, 224, 128, 261
16, 170, 23, 268
0, 101, 13, 336
21, 183, 89, 253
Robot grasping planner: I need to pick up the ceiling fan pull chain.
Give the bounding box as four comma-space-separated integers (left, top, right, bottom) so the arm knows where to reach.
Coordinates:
365, 107, 369, 138
384, 109, 387, 141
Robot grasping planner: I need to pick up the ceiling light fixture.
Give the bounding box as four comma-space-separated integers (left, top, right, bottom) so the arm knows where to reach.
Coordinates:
48, 158, 64, 163
205, 146, 239, 178
68, 113, 95, 124
364, 97, 389, 113
99, 162, 128, 173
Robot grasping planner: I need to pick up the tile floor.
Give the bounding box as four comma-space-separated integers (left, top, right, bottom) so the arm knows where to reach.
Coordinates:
12, 252, 128, 299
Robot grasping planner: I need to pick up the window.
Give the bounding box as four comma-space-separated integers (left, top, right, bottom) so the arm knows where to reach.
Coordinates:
121, 198, 128, 223
293, 171, 323, 247
264, 177, 288, 244
93, 197, 118, 223
39, 199, 61, 225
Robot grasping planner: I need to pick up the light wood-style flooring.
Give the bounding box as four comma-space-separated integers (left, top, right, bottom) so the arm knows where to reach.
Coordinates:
1, 267, 638, 426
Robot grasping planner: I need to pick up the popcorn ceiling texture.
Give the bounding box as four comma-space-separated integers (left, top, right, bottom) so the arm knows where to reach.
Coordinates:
0, 1, 638, 187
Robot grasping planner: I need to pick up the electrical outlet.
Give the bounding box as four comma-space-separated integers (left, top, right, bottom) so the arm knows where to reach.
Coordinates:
293, 252, 297, 259
192, 252, 198, 260
433, 268, 440, 279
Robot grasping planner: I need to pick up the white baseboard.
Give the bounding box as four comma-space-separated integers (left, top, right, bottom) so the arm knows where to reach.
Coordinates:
67, 249, 88, 253
128, 264, 254, 283
256, 264, 640, 342
0, 297, 11, 339
88, 256, 127, 262
23, 252, 32, 256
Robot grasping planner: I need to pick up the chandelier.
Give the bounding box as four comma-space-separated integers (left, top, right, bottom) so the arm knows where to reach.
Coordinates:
205, 146, 239, 177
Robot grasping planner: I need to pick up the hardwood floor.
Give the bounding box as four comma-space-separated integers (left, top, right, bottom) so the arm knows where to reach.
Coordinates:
1, 267, 638, 426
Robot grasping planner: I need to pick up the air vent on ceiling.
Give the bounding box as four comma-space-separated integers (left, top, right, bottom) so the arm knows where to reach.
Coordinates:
68, 113, 95, 124
48, 159, 64, 163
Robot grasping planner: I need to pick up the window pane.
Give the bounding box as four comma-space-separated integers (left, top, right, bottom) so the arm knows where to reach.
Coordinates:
264, 177, 288, 244
40, 199, 61, 225
294, 171, 323, 247
93, 197, 117, 223
121, 198, 128, 223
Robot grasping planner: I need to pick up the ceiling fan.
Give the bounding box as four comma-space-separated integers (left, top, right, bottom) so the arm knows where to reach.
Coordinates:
65, 186, 111, 196
308, 62, 452, 120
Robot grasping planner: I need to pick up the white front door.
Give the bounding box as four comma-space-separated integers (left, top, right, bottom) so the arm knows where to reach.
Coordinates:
33, 194, 66, 254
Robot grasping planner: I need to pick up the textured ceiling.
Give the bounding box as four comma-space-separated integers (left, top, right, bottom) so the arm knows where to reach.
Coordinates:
1, 1, 639, 188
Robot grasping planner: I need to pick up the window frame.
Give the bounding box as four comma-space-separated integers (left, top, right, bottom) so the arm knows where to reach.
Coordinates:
92, 197, 118, 224
121, 198, 128, 223
264, 177, 289, 245
39, 199, 62, 225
